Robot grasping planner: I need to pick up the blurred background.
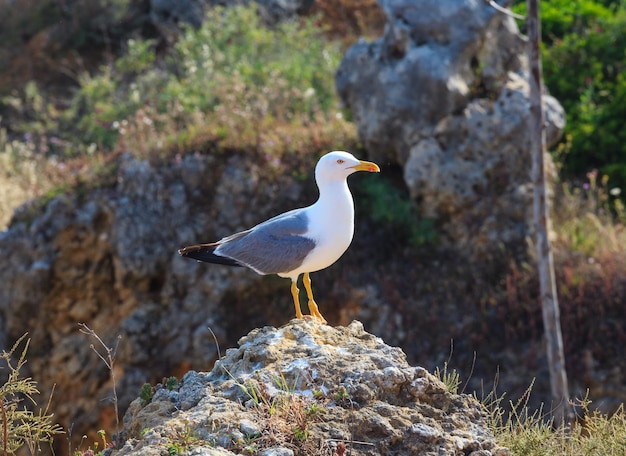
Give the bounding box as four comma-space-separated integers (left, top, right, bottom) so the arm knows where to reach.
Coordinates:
0, 0, 625, 453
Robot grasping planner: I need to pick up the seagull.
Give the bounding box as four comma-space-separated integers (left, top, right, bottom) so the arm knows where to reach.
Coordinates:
178, 151, 380, 323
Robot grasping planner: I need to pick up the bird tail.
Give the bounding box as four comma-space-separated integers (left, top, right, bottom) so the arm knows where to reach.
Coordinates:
178, 243, 243, 267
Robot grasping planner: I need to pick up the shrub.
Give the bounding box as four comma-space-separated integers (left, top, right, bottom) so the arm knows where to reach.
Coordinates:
357, 177, 439, 246
514, 0, 626, 196
0, 334, 63, 454
0, 4, 354, 227
66, 5, 343, 156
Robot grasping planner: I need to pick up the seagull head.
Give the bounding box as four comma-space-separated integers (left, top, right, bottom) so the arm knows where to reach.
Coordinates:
315, 151, 380, 183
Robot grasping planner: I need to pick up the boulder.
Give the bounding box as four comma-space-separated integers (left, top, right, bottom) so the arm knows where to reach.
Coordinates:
336, 0, 566, 258
115, 320, 509, 456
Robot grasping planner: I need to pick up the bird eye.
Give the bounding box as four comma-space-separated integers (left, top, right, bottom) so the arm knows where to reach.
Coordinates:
337, 159, 345, 164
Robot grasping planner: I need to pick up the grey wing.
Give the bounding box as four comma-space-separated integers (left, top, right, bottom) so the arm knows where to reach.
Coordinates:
215, 209, 315, 274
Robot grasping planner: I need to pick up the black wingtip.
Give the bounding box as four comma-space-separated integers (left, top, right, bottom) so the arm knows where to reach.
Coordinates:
179, 246, 243, 267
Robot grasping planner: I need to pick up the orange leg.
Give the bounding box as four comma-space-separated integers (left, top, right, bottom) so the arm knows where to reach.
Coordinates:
303, 272, 327, 324
291, 279, 304, 319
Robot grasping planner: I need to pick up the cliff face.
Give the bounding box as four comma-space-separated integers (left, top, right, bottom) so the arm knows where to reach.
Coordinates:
0, 151, 317, 447
116, 320, 509, 456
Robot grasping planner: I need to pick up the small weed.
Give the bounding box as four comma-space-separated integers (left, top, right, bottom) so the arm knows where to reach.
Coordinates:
332, 386, 352, 407
139, 384, 155, 406
482, 378, 626, 455
357, 177, 439, 247
166, 442, 182, 456
293, 425, 309, 441
0, 334, 64, 455
72, 429, 113, 456
333, 386, 349, 402
243, 442, 258, 454
305, 403, 323, 418
433, 362, 461, 394
554, 171, 626, 257
163, 419, 201, 456
229, 370, 325, 453
78, 323, 122, 433
165, 376, 179, 391
312, 389, 326, 400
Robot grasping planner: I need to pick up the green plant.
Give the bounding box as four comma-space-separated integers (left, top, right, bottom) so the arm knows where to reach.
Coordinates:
0, 2, 357, 226
73, 429, 112, 456
433, 362, 462, 394
165, 377, 179, 391
228, 370, 325, 453
139, 384, 155, 406
553, 170, 626, 257
305, 403, 323, 418
514, 0, 626, 195
293, 425, 309, 441
332, 386, 351, 406
0, 334, 64, 455
62, 4, 344, 157
357, 177, 439, 246
166, 420, 198, 455
513, 0, 613, 44
489, 387, 626, 455
312, 389, 326, 400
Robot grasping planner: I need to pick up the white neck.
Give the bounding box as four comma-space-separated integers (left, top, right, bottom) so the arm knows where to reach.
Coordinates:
311, 178, 355, 228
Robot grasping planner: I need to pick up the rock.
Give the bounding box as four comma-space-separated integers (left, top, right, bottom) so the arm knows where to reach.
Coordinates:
238, 418, 261, 437
259, 448, 294, 456
336, 0, 565, 259
114, 320, 508, 456
0, 151, 312, 453
410, 423, 441, 442
150, 0, 205, 34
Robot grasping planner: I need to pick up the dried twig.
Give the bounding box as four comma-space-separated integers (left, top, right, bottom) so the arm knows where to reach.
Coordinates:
78, 323, 122, 432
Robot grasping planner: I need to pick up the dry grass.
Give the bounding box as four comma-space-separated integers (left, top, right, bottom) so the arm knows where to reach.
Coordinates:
0, 334, 64, 455
490, 394, 626, 455
0, 4, 358, 230
233, 373, 326, 455
309, 0, 386, 45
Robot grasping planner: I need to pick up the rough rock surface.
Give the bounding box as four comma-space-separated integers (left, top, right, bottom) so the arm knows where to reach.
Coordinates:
115, 320, 509, 456
336, 0, 566, 258
0, 151, 313, 452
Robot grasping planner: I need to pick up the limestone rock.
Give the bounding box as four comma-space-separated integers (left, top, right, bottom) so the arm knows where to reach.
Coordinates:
115, 320, 508, 456
336, 0, 565, 258
0, 151, 310, 452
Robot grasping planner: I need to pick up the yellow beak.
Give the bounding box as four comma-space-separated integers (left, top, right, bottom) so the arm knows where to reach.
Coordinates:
350, 160, 381, 173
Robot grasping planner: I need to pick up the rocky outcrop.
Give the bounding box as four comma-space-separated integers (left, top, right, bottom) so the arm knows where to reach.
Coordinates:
336, 0, 565, 259
0, 151, 315, 452
116, 320, 509, 456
